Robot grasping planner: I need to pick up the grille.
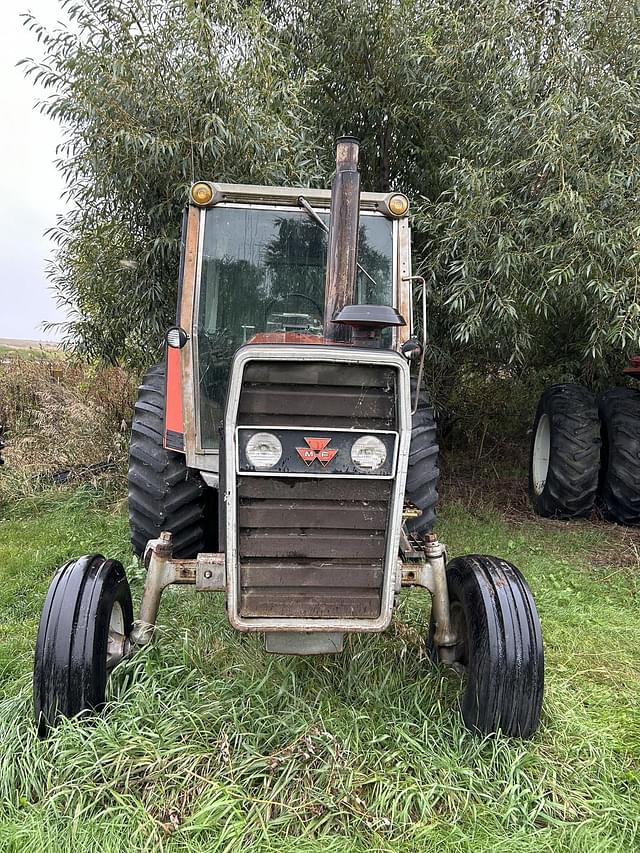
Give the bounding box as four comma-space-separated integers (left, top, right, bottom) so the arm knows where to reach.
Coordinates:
235, 359, 397, 620
238, 360, 396, 429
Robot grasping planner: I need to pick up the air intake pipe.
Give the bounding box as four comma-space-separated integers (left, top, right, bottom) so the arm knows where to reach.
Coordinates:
324, 136, 361, 342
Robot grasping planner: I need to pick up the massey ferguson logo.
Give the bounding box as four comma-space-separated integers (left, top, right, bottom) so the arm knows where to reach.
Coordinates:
296, 437, 338, 467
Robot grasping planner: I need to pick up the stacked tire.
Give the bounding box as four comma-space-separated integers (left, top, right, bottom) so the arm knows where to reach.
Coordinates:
529, 383, 640, 525
597, 388, 640, 524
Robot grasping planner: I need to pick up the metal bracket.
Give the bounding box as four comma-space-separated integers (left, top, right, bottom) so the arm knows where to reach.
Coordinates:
399, 535, 458, 662
196, 553, 226, 590
129, 532, 225, 648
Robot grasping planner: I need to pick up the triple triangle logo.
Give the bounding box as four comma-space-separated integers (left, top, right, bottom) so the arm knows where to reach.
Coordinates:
295, 437, 338, 467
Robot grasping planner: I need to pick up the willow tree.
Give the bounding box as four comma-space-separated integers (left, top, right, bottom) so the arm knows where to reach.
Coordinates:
413, 0, 640, 386
25, 0, 640, 390
24, 0, 324, 365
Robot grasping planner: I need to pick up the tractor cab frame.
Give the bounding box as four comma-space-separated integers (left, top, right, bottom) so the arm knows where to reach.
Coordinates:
169, 179, 416, 480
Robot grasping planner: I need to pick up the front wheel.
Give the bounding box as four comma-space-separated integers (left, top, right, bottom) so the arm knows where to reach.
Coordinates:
431, 555, 544, 738
33, 555, 133, 736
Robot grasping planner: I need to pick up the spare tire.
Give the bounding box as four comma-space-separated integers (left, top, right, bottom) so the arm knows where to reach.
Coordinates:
598, 387, 640, 525
404, 381, 439, 535
128, 364, 209, 558
529, 384, 600, 518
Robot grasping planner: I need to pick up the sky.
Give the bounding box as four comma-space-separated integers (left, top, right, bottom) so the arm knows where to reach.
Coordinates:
0, 1, 68, 341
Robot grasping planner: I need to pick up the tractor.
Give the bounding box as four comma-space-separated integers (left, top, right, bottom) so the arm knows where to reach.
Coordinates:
34, 138, 544, 738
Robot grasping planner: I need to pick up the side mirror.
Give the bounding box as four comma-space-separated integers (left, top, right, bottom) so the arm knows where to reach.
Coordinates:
401, 338, 423, 361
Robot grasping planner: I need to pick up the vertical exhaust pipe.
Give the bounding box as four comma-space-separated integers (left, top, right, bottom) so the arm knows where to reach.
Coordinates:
324, 136, 361, 342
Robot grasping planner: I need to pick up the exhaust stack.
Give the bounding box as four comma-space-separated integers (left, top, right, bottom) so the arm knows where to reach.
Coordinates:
324, 137, 361, 342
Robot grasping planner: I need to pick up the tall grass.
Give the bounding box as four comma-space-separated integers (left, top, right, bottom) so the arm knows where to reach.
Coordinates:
0, 490, 638, 852
0, 353, 136, 501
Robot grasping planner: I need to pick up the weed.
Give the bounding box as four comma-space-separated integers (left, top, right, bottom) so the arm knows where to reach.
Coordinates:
0, 491, 638, 852
0, 353, 136, 503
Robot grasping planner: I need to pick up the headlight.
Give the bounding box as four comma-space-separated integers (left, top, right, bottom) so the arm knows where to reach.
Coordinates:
245, 432, 282, 470
191, 181, 214, 205
388, 193, 409, 216
351, 435, 387, 471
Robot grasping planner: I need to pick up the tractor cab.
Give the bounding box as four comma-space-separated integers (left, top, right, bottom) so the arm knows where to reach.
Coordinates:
167, 172, 414, 474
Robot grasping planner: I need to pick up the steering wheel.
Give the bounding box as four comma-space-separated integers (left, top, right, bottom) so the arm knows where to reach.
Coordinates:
264, 292, 324, 325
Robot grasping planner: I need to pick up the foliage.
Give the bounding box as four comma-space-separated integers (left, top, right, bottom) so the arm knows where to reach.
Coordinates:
23, 0, 325, 367
0, 352, 135, 498
22, 0, 640, 390
417, 0, 640, 384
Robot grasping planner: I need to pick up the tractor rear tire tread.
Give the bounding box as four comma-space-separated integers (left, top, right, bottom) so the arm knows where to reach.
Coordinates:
598, 387, 640, 525
529, 384, 600, 518
128, 363, 208, 558
404, 381, 439, 535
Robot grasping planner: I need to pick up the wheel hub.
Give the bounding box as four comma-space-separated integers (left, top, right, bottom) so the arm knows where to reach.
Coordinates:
106, 601, 127, 670
532, 413, 551, 495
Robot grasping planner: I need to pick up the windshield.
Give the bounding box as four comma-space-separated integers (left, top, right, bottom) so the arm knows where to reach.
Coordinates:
196, 205, 394, 449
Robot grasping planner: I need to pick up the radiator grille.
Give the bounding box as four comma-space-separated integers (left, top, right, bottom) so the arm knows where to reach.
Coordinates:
238, 361, 396, 430
235, 360, 397, 620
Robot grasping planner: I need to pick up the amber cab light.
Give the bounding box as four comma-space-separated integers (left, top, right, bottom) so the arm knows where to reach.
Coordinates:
191, 181, 214, 206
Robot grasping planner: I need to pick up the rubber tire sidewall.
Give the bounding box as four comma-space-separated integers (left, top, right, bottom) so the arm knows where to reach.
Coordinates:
441, 555, 544, 738
528, 384, 600, 519
34, 556, 133, 735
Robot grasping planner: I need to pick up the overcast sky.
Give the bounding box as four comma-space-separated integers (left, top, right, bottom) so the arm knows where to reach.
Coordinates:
0, 1, 68, 341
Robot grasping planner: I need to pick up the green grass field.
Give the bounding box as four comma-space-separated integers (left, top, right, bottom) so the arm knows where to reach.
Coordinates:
0, 486, 638, 852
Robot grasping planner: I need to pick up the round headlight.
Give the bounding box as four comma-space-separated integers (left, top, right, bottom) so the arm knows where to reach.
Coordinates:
245, 432, 282, 470
191, 181, 214, 206
351, 435, 387, 471
387, 193, 409, 216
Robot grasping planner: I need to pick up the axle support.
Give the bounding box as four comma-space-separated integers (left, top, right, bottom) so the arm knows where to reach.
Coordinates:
128, 532, 225, 648
400, 534, 458, 662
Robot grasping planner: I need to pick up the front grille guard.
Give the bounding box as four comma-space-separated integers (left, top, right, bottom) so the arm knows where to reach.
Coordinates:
223, 344, 412, 632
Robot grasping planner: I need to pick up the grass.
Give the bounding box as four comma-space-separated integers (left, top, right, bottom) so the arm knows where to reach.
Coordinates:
0, 486, 639, 852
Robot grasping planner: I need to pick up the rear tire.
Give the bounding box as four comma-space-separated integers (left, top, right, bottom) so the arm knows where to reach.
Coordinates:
405, 381, 439, 535
598, 387, 640, 525
34, 555, 133, 736
432, 555, 544, 738
529, 384, 600, 518
128, 364, 210, 558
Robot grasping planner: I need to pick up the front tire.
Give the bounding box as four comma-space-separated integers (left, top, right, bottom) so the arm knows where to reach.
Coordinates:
434, 555, 544, 738
33, 555, 133, 736
529, 384, 600, 518
598, 387, 640, 525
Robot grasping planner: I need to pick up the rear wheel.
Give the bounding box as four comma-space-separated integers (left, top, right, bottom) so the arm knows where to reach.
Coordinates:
598, 387, 640, 525
128, 363, 211, 558
529, 384, 600, 518
34, 555, 133, 736
404, 381, 439, 534
431, 555, 544, 738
